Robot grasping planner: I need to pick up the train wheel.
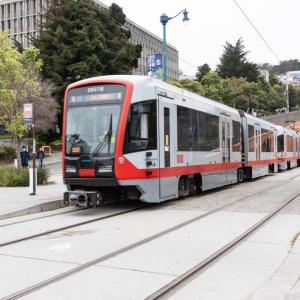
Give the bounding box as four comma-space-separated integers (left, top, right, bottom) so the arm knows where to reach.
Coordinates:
189, 178, 198, 196
178, 177, 185, 198
237, 169, 243, 183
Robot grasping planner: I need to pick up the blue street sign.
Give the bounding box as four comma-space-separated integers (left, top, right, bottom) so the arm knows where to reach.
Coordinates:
147, 53, 163, 80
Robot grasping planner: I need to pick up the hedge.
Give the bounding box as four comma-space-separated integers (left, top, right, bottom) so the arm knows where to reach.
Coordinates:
0, 166, 50, 187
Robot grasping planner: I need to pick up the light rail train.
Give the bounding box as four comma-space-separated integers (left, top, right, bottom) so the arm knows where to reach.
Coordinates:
62, 75, 300, 206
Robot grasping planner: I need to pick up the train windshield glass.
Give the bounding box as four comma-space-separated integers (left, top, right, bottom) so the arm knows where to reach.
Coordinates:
66, 105, 121, 156
123, 100, 157, 153
65, 84, 125, 156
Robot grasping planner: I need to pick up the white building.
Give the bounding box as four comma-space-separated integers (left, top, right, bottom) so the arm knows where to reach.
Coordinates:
277, 71, 300, 87
0, 0, 179, 80
259, 68, 269, 82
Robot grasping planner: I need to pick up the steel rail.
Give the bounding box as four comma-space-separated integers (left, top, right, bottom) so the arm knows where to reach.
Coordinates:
0, 175, 282, 248
1, 180, 290, 300
0, 207, 86, 228
0, 206, 145, 248
145, 191, 300, 300
1, 169, 298, 247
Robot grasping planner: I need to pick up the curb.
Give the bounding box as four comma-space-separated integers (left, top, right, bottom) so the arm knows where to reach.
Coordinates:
0, 199, 69, 221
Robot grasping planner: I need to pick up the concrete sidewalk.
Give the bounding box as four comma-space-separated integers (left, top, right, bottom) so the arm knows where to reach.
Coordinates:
0, 151, 67, 220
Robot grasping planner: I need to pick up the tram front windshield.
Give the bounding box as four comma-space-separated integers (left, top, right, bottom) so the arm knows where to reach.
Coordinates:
65, 84, 125, 156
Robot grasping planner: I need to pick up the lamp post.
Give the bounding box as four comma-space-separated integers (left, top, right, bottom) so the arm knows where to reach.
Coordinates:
286, 82, 290, 112
160, 9, 189, 82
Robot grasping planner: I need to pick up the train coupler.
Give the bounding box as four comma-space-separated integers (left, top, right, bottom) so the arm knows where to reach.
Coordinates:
64, 191, 103, 208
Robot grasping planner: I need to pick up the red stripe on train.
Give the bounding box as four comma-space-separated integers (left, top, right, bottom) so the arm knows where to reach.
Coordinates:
116, 156, 242, 180
278, 156, 299, 162
247, 158, 277, 167
116, 156, 300, 181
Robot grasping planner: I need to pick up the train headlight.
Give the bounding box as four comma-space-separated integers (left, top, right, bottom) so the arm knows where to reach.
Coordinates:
98, 165, 112, 173
66, 165, 77, 173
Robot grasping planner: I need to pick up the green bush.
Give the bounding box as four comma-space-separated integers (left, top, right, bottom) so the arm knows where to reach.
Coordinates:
0, 146, 16, 163
0, 165, 50, 187
3, 146, 16, 158
0, 134, 13, 139
0, 166, 28, 187
50, 138, 62, 151
37, 167, 50, 185
36, 135, 46, 148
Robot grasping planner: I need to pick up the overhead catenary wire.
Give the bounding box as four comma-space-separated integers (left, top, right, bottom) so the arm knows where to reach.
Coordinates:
178, 56, 198, 70
233, 0, 281, 63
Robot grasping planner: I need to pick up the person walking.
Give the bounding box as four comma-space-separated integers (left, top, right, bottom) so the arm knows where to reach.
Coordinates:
20, 146, 30, 168
37, 147, 45, 167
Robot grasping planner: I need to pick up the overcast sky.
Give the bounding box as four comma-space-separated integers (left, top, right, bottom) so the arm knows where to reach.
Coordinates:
101, 0, 300, 76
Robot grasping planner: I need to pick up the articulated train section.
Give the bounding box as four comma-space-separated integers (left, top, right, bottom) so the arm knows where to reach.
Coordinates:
62, 75, 300, 206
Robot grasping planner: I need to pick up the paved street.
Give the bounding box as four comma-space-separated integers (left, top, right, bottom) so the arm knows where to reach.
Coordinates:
1, 168, 300, 299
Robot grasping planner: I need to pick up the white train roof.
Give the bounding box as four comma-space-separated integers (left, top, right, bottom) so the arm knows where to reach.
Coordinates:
73, 75, 240, 114
68, 75, 296, 134
276, 125, 297, 136
243, 112, 277, 130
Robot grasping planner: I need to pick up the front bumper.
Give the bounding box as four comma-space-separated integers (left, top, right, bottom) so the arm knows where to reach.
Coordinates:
64, 177, 118, 187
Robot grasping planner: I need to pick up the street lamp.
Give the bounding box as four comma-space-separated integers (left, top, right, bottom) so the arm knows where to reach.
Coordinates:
160, 8, 189, 82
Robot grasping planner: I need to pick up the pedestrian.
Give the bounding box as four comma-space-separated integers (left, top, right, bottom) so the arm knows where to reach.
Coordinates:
20, 146, 30, 168
37, 147, 45, 167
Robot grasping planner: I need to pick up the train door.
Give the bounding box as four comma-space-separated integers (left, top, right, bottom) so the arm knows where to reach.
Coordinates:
294, 136, 296, 158
255, 128, 261, 161
221, 114, 231, 184
254, 128, 261, 175
158, 97, 176, 199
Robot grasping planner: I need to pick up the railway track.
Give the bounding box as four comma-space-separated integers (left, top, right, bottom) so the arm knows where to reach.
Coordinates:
145, 191, 300, 300
0, 174, 285, 248
2, 169, 299, 247
0, 174, 292, 250
2, 179, 298, 300
0, 207, 85, 229
0, 205, 146, 248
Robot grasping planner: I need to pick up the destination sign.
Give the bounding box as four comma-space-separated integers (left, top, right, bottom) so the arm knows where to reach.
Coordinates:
68, 84, 126, 104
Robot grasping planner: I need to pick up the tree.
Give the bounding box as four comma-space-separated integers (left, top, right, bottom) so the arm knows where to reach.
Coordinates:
271, 60, 300, 74
172, 73, 286, 114
0, 31, 57, 167
171, 79, 203, 94
200, 71, 225, 102
269, 73, 280, 85
34, 80, 59, 134
217, 38, 260, 82
287, 84, 300, 108
34, 0, 142, 128
195, 63, 211, 82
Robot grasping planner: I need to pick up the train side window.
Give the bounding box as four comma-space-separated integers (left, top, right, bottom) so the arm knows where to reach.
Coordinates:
261, 128, 273, 152
177, 106, 192, 151
248, 125, 254, 152
195, 111, 219, 151
123, 100, 157, 154
177, 106, 219, 152
287, 135, 293, 152
232, 120, 241, 152
277, 134, 284, 152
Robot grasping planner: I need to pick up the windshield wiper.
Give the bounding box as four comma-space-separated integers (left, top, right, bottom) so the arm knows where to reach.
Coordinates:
92, 114, 113, 157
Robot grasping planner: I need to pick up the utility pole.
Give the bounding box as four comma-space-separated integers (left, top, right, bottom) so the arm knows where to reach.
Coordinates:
30, 103, 36, 196
286, 82, 290, 112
